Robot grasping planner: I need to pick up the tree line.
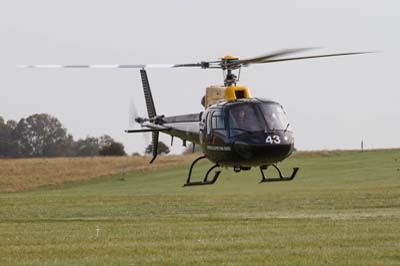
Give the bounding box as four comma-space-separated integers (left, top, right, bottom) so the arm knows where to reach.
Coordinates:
0, 113, 126, 158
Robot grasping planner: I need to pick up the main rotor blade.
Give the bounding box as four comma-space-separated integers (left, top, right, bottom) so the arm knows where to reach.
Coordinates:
18, 63, 225, 70
255, 51, 374, 64
18, 50, 374, 70
173, 61, 222, 69
17, 64, 175, 69
229, 48, 318, 67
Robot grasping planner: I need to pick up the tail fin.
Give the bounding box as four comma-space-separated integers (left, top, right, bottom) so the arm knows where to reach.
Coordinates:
140, 69, 159, 163
140, 69, 157, 118
149, 131, 159, 164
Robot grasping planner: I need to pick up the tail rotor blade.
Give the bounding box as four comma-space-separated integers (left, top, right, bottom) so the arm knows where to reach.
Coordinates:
128, 98, 150, 149
129, 98, 139, 128
143, 132, 151, 146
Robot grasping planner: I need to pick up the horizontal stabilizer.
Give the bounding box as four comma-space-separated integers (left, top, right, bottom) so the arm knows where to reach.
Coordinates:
125, 128, 170, 133
163, 113, 202, 124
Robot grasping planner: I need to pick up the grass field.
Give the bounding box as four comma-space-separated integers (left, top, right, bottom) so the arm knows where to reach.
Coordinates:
0, 155, 197, 192
1, 150, 400, 265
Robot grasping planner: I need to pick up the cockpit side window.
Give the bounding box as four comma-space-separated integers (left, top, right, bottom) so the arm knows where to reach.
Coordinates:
210, 111, 227, 137
211, 112, 225, 130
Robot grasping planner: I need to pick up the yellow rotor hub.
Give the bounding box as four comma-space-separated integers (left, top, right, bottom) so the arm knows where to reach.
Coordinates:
221, 55, 239, 60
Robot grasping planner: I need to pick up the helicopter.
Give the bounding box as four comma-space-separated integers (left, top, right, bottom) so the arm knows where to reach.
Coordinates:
20, 48, 371, 186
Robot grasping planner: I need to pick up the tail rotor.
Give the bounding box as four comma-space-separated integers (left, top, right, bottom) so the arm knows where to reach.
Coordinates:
128, 98, 150, 152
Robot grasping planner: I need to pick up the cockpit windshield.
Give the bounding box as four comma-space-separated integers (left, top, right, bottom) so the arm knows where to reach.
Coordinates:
259, 103, 289, 131
228, 102, 289, 136
228, 104, 265, 136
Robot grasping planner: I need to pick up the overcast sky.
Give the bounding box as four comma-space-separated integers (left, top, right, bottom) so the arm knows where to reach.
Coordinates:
1, 0, 399, 154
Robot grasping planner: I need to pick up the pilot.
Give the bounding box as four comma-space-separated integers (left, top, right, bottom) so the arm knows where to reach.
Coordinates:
238, 110, 246, 122
236, 108, 249, 128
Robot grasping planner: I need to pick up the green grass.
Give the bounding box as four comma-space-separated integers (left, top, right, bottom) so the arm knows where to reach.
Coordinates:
1, 149, 400, 265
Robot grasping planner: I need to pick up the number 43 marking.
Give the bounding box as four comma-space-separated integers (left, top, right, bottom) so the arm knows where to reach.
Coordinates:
266, 135, 281, 144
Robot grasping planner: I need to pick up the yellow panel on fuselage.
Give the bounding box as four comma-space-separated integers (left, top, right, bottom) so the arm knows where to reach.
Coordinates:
205, 85, 252, 108
225, 86, 252, 101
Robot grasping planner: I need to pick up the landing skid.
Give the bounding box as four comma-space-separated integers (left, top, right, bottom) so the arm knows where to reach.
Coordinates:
183, 155, 221, 187
183, 156, 298, 186
259, 164, 299, 183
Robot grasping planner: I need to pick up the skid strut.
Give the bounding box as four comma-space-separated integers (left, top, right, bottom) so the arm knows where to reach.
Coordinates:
259, 164, 299, 183
184, 155, 221, 187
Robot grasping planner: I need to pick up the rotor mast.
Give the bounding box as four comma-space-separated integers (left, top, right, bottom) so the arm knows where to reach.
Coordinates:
224, 68, 239, 86
221, 55, 240, 87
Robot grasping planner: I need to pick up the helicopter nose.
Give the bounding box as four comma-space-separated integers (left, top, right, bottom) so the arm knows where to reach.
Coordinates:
235, 131, 294, 145
233, 131, 295, 164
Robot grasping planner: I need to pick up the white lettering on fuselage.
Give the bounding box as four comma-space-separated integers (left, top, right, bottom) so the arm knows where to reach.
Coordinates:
207, 146, 231, 151
266, 135, 281, 144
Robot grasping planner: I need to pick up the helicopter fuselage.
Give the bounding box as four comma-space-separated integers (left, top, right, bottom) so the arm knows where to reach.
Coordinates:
198, 98, 294, 168
161, 97, 294, 169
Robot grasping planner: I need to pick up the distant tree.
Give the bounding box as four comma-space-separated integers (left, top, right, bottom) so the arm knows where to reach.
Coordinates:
182, 143, 202, 155
0, 113, 128, 158
0, 117, 16, 157
131, 152, 141, 156
58, 134, 76, 157
99, 141, 126, 156
13, 113, 72, 157
145, 141, 170, 155
6, 120, 19, 157
99, 134, 114, 147
6, 119, 17, 131
75, 136, 100, 156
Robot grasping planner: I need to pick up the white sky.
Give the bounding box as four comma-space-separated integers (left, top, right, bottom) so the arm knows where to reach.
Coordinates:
1, 0, 399, 154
